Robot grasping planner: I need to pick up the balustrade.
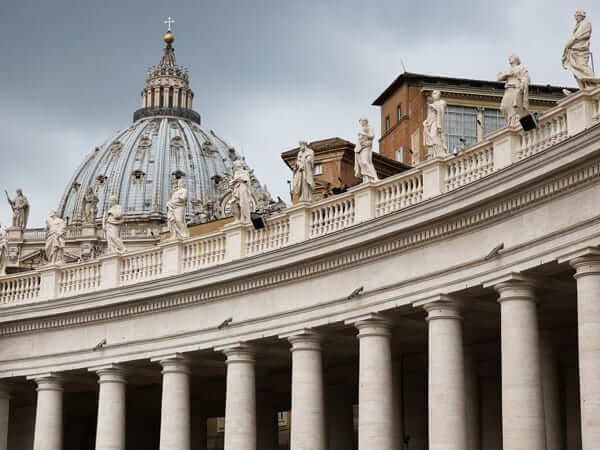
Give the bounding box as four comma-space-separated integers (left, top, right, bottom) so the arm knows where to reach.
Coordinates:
376, 171, 423, 216
0, 89, 598, 305
246, 215, 290, 256
183, 234, 227, 271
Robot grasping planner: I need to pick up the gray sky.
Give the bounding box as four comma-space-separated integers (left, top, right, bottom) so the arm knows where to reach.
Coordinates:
0, 0, 595, 226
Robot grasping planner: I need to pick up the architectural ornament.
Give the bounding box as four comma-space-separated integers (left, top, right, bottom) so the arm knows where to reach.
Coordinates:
230, 160, 252, 224
498, 54, 531, 127
0, 225, 7, 276
5, 188, 29, 229
103, 196, 127, 254
82, 187, 99, 224
563, 10, 600, 90
354, 118, 379, 183
292, 141, 315, 202
167, 179, 190, 239
423, 90, 448, 158
45, 210, 66, 265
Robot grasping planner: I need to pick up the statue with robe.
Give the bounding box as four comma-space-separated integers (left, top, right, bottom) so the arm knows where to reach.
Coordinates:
498, 55, 531, 127
167, 179, 190, 239
103, 195, 127, 254
230, 159, 252, 224
423, 90, 448, 158
562, 10, 600, 90
5, 189, 29, 230
82, 187, 99, 224
0, 225, 7, 276
45, 210, 66, 265
292, 141, 315, 202
354, 118, 379, 183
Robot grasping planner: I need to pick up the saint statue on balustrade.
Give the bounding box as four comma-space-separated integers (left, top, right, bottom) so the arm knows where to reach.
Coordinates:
292, 140, 315, 202
103, 195, 127, 254
423, 90, 448, 158
167, 178, 190, 239
563, 10, 600, 90
45, 210, 66, 265
498, 54, 530, 127
354, 117, 379, 183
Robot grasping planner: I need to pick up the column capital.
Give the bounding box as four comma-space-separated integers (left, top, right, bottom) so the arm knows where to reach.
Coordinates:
558, 246, 600, 268
88, 363, 127, 384
281, 329, 322, 352
345, 313, 392, 338
483, 273, 536, 301
422, 299, 463, 321
216, 343, 256, 365
27, 373, 64, 392
151, 353, 191, 375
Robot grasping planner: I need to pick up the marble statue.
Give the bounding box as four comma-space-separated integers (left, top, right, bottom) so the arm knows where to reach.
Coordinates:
103, 196, 127, 254
423, 90, 448, 158
45, 210, 66, 265
563, 10, 600, 90
5, 189, 29, 229
167, 179, 190, 239
292, 141, 315, 202
0, 225, 7, 276
191, 195, 211, 224
354, 118, 379, 183
230, 159, 252, 224
497, 54, 531, 127
82, 187, 99, 224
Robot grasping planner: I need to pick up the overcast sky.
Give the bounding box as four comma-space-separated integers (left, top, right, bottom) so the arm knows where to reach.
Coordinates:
0, 0, 595, 226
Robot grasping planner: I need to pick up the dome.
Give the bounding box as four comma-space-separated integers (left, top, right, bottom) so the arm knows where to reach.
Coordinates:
58, 28, 273, 227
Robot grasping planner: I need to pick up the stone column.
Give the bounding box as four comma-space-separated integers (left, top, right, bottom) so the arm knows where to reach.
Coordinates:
154, 354, 191, 450
29, 374, 63, 450
423, 300, 468, 450
495, 280, 546, 450
154, 87, 160, 107
571, 255, 600, 449
540, 334, 564, 450
347, 314, 394, 450
221, 344, 256, 450
257, 391, 279, 450
91, 364, 127, 450
326, 384, 355, 450
0, 383, 9, 450
286, 330, 326, 450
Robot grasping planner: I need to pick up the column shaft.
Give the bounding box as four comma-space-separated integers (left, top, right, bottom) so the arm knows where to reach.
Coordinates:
222, 345, 256, 450
156, 355, 191, 450
30, 375, 63, 450
288, 331, 326, 450
496, 281, 546, 450
353, 315, 394, 450
93, 365, 127, 450
572, 257, 600, 449
425, 301, 468, 450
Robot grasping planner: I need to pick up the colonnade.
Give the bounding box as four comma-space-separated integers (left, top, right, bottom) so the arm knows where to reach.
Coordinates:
1, 256, 599, 450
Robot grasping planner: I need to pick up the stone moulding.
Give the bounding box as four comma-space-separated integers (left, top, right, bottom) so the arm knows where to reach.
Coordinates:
1, 126, 600, 338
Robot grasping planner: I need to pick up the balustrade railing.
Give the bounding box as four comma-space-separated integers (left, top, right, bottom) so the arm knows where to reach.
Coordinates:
23, 229, 46, 241
0, 273, 41, 304
120, 249, 164, 285
183, 234, 227, 271
0, 88, 599, 305
58, 262, 102, 296
310, 195, 355, 237
517, 109, 568, 160
376, 170, 423, 216
446, 142, 494, 191
246, 215, 290, 256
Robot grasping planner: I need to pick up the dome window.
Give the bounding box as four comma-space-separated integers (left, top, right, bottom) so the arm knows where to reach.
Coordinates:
131, 170, 146, 186
96, 175, 107, 187
71, 182, 81, 193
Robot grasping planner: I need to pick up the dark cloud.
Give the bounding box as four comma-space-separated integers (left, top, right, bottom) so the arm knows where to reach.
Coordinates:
0, 0, 596, 225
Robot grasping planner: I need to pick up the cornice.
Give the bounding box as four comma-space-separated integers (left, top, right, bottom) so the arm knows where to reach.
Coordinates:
1, 125, 600, 336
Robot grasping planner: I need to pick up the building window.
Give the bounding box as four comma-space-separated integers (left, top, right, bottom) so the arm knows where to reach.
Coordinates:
445, 105, 477, 153
483, 108, 505, 136
385, 115, 391, 132
397, 104, 402, 122
314, 163, 323, 175
395, 147, 404, 162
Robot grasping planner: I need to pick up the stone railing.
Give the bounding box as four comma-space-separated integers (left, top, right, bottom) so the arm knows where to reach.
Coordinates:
0, 88, 599, 306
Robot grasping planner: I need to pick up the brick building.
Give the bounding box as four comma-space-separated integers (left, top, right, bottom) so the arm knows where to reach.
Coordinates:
372, 72, 568, 164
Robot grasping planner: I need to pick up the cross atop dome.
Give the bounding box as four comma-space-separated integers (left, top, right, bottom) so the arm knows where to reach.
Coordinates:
164, 16, 175, 32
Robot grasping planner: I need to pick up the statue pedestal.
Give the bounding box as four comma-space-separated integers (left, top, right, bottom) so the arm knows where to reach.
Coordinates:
6, 227, 23, 242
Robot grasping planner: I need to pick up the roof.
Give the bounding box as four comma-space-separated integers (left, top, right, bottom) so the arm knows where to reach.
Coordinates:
372, 72, 572, 106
